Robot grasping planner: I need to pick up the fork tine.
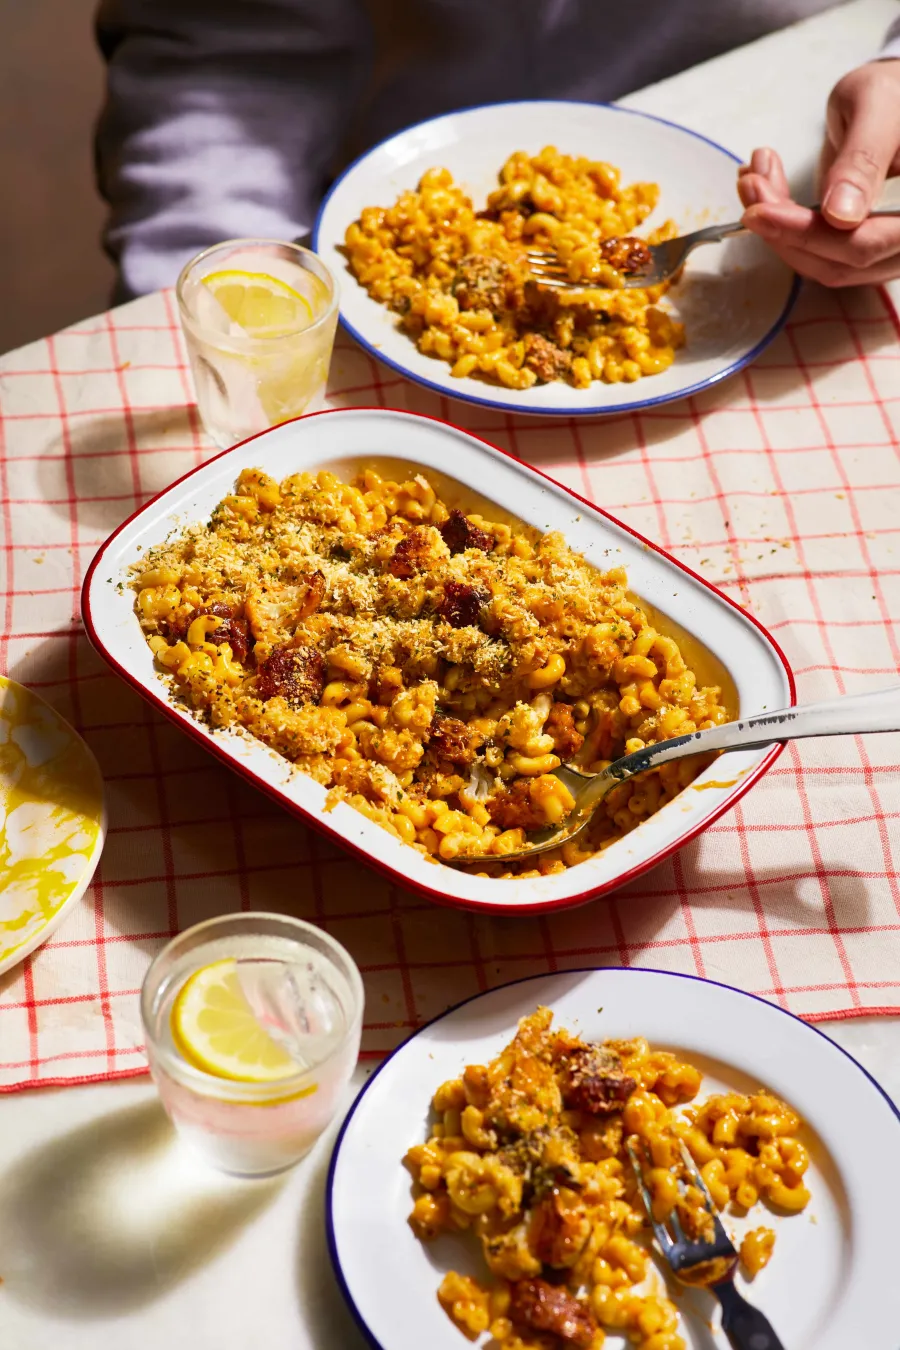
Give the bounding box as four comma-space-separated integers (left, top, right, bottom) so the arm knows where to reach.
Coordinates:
526, 244, 626, 290
626, 1144, 675, 1255
677, 1140, 714, 1211
524, 246, 572, 286
678, 1141, 733, 1245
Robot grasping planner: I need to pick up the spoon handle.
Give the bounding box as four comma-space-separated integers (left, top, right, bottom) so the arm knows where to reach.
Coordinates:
604, 684, 900, 787
454, 686, 900, 865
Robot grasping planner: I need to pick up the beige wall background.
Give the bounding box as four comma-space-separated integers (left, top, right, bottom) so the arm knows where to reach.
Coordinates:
0, 0, 115, 355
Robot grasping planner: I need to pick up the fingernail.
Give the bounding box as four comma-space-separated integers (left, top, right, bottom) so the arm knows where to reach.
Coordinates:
754, 148, 773, 176
823, 181, 867, 223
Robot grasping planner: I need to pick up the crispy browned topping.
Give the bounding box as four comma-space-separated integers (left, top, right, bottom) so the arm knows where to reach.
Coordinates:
134, 466, 729, 875
599, 235, 653, 274
509, 1279, 598, 1348
530, 1188, 592, 1269
546, 702, 584, 760
558, 1045, 636, 1116
427, 713, 481, 767
451, 254, 511, 314
388, 529, 433, 578
523, 332, 573, 384
438, 581, 488, 628
167, 602, 253, 665
215, 615, 251, 665
255, 645, 325, 706
439, 509, 495, 556
486, 779, 546, 832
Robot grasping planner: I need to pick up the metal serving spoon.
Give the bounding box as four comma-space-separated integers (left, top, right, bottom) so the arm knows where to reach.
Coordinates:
526, 177, 900, 290
454, 686, 900, 866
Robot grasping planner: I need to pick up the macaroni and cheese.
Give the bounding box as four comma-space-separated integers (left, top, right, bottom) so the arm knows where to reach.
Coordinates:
132, 466, 729, 876
407, 1008, 809, 1349
344, 147, 685, 392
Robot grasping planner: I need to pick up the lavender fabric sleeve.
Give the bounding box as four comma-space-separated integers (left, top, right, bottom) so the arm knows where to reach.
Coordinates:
95, 0, 373, 300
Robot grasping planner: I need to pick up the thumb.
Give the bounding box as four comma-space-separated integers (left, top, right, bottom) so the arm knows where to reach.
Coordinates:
821, 80, 900, 228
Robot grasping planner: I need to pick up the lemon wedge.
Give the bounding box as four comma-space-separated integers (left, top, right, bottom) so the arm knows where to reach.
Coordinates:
202, 269, 313, 337
171, 959, 300, 1082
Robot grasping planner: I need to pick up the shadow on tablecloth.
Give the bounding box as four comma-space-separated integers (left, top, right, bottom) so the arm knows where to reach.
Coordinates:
0, 1099, 281, 1315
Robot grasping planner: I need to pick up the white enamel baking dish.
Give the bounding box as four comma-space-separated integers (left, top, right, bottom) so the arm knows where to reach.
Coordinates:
82, 408, 793, 915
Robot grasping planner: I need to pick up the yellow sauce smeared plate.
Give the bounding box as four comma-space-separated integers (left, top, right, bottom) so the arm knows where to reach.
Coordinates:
0, 676, 105, 976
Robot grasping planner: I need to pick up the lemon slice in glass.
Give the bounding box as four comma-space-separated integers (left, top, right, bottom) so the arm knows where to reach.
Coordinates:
202, 270, 314, 338
171, 958, 300, 1082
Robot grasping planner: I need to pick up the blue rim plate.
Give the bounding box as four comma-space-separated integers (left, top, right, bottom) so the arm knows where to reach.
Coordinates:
313, 100, 800, 417
326, 967, 899, 1350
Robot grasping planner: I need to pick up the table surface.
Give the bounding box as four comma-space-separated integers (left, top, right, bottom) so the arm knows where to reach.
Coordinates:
2, 2, 900, 1346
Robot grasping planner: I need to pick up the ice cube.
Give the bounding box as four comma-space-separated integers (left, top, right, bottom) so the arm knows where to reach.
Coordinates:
235, 957, 346, 1071
190, 280, 243, 338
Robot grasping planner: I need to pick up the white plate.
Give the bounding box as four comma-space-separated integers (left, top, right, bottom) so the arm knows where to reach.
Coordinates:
0, 676, 105, 976
313, 101, 798, 416
83, 406, 791, 916
327, 968, 900, 1349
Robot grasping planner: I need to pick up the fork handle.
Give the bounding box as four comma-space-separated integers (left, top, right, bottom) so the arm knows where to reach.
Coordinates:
599, 684, 900, 787
684, 221, 746, 247
713, 1280, 785, 1350
691, 178, 900, 249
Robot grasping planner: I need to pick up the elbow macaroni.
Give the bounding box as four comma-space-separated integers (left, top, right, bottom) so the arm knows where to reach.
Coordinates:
132, 466, 730, 877
344, 147, 686, 392
406, 1009, 811, 1349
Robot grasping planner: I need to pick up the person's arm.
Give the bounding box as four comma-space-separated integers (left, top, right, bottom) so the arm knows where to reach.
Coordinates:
736, 21, 900, 288
95, 0, 372, 299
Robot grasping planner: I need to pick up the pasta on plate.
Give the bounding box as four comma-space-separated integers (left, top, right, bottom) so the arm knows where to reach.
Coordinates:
344, 147, 685, 392
132, 466, 729, 877
406, 1008, 810, 1349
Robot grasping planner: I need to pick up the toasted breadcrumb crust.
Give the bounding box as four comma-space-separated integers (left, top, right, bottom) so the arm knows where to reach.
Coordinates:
132, 466, 729, 876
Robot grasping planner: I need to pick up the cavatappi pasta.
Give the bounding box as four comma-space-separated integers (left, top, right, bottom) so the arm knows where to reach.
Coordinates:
406, 1009, 808, 1349
344, 147, 685, 391
132, 466, 729, 876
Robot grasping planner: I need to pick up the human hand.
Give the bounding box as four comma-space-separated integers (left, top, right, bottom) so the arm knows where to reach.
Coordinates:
737, 59, 900, 286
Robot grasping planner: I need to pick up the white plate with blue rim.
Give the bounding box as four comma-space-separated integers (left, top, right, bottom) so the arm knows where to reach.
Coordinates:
313, 100, 798, 417
326, 968, 900, 1350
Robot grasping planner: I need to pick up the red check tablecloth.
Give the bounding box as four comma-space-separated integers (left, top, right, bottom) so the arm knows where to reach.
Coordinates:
1, 284, 899, 1091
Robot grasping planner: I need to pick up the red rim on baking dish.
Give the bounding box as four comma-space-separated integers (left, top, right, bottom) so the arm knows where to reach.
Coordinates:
82, 406, 794, 916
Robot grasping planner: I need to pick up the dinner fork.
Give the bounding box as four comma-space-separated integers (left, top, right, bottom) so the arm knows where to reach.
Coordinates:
628, 1140, 785, 1350
526, 176, 900, 289
450, 684, 900, 865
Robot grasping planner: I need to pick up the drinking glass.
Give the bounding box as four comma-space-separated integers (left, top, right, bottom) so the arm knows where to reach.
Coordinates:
176, 239, 339, 447
141, 912, 364, 1176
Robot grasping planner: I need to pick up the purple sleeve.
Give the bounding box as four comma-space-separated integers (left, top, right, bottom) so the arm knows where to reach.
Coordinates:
95, 0, 372, 299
